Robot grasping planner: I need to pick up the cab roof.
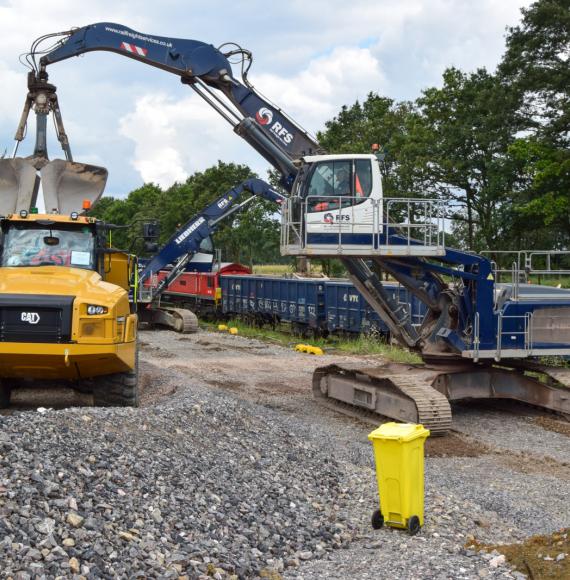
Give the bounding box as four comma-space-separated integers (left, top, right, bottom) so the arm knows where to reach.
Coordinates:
302, 153, 377, 163
3, 213, 97, 225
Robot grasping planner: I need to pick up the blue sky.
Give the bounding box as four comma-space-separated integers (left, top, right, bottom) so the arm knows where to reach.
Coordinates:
0, 0, 532, 197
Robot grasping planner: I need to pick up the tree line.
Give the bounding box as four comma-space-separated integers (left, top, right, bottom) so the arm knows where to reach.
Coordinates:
90, 162, 283, 266
91, 0, 569, 265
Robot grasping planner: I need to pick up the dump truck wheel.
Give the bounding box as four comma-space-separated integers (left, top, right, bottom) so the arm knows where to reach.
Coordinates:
371, 509, 384, 530
407, 515, 420, 536
93, 352, 139, 408
0, 383, 11, 409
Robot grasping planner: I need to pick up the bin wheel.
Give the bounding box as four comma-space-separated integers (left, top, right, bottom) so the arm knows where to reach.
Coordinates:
407, 515, 420, 536
371, 509, 384, 530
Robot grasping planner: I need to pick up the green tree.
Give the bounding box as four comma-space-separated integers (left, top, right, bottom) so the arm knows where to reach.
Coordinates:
89, 183, 163, 250
317, 94, 424, 198
499, 0, 570, 247
415, 68, 523, 250
500, 0, 570, 142
507, 138, 570, 248
317, 75, 523, 251
90, 162, 282, 265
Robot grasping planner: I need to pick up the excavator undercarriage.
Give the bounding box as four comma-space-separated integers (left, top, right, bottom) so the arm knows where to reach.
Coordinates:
313, 360, 570, 435
138, 305, 199, 334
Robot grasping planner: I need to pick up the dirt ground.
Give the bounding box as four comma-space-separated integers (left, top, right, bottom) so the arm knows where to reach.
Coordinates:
5, 328, 567, 465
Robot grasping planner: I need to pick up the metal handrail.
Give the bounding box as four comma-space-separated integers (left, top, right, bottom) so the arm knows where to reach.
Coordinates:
482, 249, 570, 280
281, 195, 446, 254
512, 262, 519, 301
473, 311, 480, 362
495, 312, 533, 361
385, 198, 445, 249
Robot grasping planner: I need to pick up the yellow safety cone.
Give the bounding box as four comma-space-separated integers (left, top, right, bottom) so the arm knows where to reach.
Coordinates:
307, 346, 324, 355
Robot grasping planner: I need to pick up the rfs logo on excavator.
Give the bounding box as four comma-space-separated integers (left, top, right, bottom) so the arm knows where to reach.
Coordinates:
217, 198, 230, 210
255, 107, 294, 146
21, 312, 40, 325
255, 107, 273, 126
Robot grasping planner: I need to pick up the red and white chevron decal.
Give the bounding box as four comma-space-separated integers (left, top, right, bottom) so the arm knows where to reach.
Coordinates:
120, 42, 148, 56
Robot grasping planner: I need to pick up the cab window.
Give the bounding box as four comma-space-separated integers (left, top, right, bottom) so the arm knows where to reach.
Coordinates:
306, 159, 372, 213
199, 236, 214, 254
354, 159, 372, 198
306, 160, 351, 198
1, 223, 95, 269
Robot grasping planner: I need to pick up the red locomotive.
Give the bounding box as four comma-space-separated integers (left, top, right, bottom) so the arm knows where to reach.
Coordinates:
152, 263, 251, 318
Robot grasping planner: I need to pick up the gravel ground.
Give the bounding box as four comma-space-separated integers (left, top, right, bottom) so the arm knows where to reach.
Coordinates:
0, 327, 568, 579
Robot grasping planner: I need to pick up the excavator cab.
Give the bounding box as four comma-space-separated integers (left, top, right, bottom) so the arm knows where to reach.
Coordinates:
296, 154, 379, 246
282, 153, 446, 257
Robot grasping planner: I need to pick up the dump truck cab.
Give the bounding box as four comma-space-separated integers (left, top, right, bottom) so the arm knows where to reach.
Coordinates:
0, 211, 139, 408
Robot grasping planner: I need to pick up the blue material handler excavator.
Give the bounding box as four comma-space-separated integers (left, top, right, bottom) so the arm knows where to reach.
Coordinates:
3, 23, 570, 433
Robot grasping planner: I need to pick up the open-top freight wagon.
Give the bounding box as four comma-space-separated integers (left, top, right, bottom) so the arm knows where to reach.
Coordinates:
220, 274, 427, 338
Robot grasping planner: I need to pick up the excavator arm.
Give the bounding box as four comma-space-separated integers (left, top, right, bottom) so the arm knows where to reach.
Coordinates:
138, 177, 284, 303
38, 22, 322, 187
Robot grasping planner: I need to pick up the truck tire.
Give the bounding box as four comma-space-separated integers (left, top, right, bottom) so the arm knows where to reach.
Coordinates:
93, 351, 139, 408
0, 382, 11, 409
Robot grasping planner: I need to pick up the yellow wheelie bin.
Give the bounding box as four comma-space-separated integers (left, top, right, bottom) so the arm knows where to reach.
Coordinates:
368, 422, 430, 535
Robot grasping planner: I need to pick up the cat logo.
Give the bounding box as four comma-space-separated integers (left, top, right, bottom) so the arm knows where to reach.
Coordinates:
21, 312, 40, 324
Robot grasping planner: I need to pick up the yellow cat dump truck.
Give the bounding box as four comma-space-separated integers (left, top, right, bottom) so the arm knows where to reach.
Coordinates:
0, 211, 139, 408
0, 72, 138, 408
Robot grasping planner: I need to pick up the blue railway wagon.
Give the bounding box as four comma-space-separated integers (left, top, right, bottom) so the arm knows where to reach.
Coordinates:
324, 281, 427, 335
221, 275, 327, 332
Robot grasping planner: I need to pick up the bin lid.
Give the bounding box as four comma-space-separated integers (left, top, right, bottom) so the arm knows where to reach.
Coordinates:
368, 422, 430, 442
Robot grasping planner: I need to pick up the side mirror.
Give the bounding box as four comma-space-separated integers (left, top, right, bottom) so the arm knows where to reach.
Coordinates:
144, 241, 159, 253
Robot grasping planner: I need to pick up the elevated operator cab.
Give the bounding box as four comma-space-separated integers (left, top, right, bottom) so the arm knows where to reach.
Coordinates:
282, 153, 446, 257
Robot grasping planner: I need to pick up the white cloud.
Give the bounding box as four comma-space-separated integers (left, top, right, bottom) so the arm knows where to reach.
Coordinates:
118, 92, 268, 187
0, 62, 22, 126
254, 47, 386, 130
0, 0, 534, 194
371, 0, 534, 94
118, 46, 386, 187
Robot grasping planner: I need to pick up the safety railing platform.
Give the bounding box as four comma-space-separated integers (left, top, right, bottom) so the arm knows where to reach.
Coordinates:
483, 250, 570, 286
464, 309, 570, 361
281, 196, 446, 257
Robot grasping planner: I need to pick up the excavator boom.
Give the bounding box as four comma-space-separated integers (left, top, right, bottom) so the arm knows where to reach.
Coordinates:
39, 22, 322, 186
